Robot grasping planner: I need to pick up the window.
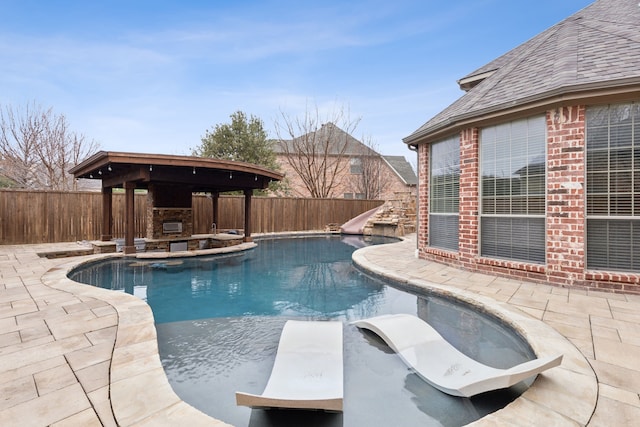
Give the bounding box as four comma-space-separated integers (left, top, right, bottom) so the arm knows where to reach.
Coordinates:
586, 102, 640, 272
429, 135, 459, 251
350, 158, 363, 174
480, 116, 546, 263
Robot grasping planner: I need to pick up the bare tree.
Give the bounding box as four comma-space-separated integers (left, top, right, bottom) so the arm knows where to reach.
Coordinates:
274, 103, 361, 198
0, 103, 43, 188
348, 136, 392, 199
0, 103, 99, 190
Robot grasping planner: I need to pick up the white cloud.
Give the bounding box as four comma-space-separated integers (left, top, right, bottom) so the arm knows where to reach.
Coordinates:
0, 0, 478, 161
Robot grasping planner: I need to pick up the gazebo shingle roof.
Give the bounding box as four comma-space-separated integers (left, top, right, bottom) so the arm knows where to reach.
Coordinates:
69, 151, 283, 192
404, 0, 640, 145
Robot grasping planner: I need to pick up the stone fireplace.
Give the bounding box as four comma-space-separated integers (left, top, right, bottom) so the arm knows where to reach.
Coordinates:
146, 183, 193, 239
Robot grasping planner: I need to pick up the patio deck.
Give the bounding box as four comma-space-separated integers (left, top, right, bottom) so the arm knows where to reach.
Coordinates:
1, 236, 639, 425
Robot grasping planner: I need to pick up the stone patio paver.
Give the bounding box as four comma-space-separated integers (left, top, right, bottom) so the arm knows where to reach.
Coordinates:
0, 236, 639, 425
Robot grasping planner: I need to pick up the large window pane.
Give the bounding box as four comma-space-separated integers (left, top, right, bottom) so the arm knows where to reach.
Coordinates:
587, 127, 609, 150
587, 219, 640, 272
586, 102, 640, 272
587, 194, 609, 215
587, 172, 608, 194
611, 124, 633, 148
429, 135, 460, 251
429, 214, 459, 251
587, 150, 608, 171
610, 148, 632, 170
481, 217, 545, 264
480, 116, 546, 263
528, 175, 545, 195
528, 196, 545, 215
586, 105, 609, 126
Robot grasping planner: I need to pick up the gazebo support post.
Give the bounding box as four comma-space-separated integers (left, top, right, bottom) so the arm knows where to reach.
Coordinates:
123, 182, 137, 254
101, 186, 113, 241
243, 189, 253, 242
212, 191, 219, 234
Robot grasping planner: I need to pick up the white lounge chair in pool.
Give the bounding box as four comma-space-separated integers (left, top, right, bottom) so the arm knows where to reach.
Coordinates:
352, 314, 562, 398
236, 320, 343, 412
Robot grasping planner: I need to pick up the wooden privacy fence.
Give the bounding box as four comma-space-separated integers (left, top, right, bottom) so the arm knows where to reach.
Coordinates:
0, 190, 383, 245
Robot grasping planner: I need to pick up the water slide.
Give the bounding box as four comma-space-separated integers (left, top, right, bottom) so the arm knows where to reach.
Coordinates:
340, 206, 380, 235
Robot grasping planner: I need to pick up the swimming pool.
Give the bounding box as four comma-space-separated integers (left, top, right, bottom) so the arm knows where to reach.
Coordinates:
69, 235, 535, 427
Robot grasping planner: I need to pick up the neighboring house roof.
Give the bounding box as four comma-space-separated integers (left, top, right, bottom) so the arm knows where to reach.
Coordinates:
274, 122, 417, 187
383, 156, 417, 186
404, 0, 640, 145
274, 122, 378, 156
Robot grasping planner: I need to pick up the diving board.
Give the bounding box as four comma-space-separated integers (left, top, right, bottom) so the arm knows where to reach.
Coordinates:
353, 314, 562, 398
236, 320, 343, 412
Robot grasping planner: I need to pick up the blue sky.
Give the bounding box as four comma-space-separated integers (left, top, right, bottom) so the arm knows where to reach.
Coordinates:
0, 0, 593, 158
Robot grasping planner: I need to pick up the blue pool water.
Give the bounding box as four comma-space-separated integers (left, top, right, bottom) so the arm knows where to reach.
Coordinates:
69, 235, 534, 427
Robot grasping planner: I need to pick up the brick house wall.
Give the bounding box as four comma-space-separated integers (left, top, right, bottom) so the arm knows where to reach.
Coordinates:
417, 136, 429, 252
416, 105, 640, 294
275, 154, 415, 200
546, 106, 586, 287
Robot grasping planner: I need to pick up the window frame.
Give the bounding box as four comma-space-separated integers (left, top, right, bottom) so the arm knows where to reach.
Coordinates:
585, 102, 640, 272
428, 135, 460, 252
349, 157, 363, 175
479, 116, 547, 264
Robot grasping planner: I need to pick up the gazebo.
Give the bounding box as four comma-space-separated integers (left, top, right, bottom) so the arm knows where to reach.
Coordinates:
69, 151, 284, 254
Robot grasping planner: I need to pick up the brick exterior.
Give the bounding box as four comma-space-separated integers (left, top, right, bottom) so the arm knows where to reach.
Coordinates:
417, 140, 429, 252
458, 128, 480, 268
545, 106, 586, 287
276, 154, 415, 200
416, 105, 640, 295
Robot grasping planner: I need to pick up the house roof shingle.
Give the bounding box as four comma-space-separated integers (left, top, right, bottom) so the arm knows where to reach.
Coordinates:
275, 123, 417, 186
404, 0, 640, 145
383, 155, 417, 186
275, 122, 377, 156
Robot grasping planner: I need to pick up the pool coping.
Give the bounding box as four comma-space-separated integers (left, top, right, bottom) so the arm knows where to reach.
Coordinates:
353, 239, 598, 426
29, 234, 598, 426
43, 247, 254, 426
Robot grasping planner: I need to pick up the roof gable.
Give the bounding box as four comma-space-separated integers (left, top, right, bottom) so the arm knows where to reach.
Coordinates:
275, 122, 377, 156
383, 156, 417, 185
